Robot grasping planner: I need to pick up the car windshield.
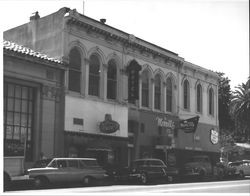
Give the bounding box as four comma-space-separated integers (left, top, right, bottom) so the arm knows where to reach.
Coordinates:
147, 160, 164, 166
32, 159, 52, 168
80, 160, 100, 167
229, 162, 242, 167
131, 160, 145, 167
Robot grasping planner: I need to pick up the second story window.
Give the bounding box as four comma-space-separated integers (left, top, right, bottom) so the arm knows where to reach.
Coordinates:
154, 75, 161, 110
107, 60, 117, 100
88, 54, 100, 97
183, 79, 190, 110
141, 71, 149, 107
197, 84, 202, 113
166, 77, 173, 112
69, 48, 81, 92
209, 88, 214, 115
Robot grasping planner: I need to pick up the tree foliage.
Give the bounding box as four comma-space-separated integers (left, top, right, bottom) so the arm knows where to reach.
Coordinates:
230, 77, 250, 142
217, 72, 234, 131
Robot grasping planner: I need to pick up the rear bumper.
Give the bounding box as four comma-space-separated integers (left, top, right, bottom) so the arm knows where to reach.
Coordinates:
11, 175, 30, 181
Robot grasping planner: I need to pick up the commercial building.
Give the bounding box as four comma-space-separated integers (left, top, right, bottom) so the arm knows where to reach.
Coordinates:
4, 7, 220, 168
3, 40, 66, 175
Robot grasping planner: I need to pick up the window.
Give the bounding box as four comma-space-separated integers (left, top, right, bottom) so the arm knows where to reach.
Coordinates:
69, 48, 81, 92
209, 88, 214, 115
57, 160, 67, 168
166, 78, 173, 112
197, 84, 202, 113
68, 160, 79, 168
107, 60, 117, 100
154, 75, 161, 110
183, 80, 190, 110
4, 83, 34, 161
141, 71, 149, 107
88, 54, 100, 96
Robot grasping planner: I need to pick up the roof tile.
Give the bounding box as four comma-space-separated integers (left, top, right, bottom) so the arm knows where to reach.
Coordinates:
3, 40, 63, 64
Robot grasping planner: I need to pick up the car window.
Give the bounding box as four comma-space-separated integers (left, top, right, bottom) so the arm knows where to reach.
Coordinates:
131, 160, 145, 168
49, 160, 57, 168
68, 160, 79, 168
57, 160, 67, 168
147, 160, 164, 166
79, 160, 99, 168
33, 159, 52, 168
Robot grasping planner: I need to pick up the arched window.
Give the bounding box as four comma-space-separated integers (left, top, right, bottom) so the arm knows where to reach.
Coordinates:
166, 77, 173, 112
141, 71, 149, 107
107, 60, 117, 100
69, 48, 81, 92
154, 75, 161, 110
88, 54, 100, 96
183, 80, 190, 110
209, 88, 214, 115
197, 84, 202, 113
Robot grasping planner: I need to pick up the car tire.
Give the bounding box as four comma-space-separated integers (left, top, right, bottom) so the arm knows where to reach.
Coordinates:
199, 170, 205, 181
140, 173, 148, 184
83, 176, 94, 186
33, 176, 49, 189
239, 171, 245, 179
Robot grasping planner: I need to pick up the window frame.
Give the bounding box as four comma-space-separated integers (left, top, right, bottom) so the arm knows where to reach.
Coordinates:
107, 60, 117, 100
88, 54, 101, 97
154, 75, 161, 110
196, 84, 203, 113
183, 80, 190, 110
68, 48, 81, 93
166, 77, 173, 112
141, 71, 149, 108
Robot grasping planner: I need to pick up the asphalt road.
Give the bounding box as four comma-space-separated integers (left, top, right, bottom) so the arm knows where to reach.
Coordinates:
5, 179, 250, 195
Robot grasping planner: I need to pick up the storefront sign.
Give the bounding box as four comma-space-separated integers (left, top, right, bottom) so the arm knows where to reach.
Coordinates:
99, 114, 120, 134
210, 128, 219, 144
156, 117, 175, 130
178, 116, 199, 133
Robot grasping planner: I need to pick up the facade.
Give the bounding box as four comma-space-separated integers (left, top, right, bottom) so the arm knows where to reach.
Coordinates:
3, 40, 66, 175
4, 7, 220, 168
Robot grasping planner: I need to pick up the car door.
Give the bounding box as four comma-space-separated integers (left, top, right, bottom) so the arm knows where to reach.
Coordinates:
147, 160, 165, 179
242, 161, 250, 175
52, 160, 69, 183
67, 160, 82, 182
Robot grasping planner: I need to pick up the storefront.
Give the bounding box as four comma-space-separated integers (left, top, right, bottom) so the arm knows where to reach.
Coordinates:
64, 95, 128, 167
128, 108, 180, 166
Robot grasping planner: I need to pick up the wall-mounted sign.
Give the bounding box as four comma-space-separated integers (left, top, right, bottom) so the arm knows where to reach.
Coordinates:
210, 128, 219, 144
156, 117, 175, 130
178, 116, 199, 133
99, 114, 120, 134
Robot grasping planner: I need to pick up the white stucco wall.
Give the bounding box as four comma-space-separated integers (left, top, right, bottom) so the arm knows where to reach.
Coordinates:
65, 95, 128, 138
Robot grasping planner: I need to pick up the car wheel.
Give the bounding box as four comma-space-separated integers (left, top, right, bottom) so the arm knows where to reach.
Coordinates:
239, 171, 245, 179
167, 175, 174, 183
140, 173, 148, 184
33, 176, 49, 189
83, 176, 94, 186
199, 170, 205, 181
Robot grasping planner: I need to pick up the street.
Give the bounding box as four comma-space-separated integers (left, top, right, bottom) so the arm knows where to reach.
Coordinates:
4, 179, 250, 195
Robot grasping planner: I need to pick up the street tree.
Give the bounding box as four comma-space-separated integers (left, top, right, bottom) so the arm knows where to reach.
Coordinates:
231, 77, 250, 142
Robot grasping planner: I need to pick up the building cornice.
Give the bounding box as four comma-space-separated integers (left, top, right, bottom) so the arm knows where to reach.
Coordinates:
64, 10, 184, 65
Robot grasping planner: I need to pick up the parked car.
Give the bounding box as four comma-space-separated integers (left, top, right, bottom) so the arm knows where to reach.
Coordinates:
27, 158, 108, 188
229, 160, 250, 178
128, 158, 179, 184
182, 155, 214, 180
215, 162, 237, 180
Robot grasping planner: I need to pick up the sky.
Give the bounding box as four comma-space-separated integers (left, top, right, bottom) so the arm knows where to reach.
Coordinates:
1, 0, 249, 89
